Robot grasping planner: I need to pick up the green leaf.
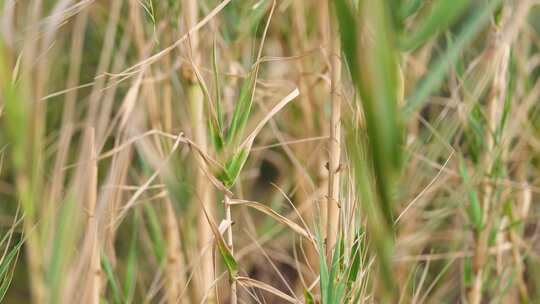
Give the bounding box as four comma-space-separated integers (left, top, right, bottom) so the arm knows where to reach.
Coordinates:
47, 199, 78, 303
0, 42, 27, 174
335, 0, 359, 84
226, 74, 255, 145
347, 234, 362, 285
316, 231, 330, 304
200, 203, 238, 281
400, 0, 423, 19
345, 125, 396, 296
464, 104, 487, 163
217, 241, 238, 280
463, 257, 473, 286
337, 0, 402, 227
0, 238, 23, 302
143, 205, 165, 262
326, 238, 341, 303
218, 148, 249, 188
102, 254, 123, 304
210, 37, 224, 151
209, 120, 224, 152
304, 289, 315, 304
124, 213, 139, 302
329, 238, 347, 304
400, 0, 469, 51
459, 158, 483, 232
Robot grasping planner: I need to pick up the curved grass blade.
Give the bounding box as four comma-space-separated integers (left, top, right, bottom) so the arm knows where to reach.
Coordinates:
304, 289, 315, 304
236, 276, 300, 303
0, 238, 23, 302
228, 199, 313, 241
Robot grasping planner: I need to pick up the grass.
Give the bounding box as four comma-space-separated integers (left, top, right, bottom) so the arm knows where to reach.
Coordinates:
1, 0, 540, 303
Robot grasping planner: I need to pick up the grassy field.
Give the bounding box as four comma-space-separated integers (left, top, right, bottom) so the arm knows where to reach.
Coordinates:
1, 0, 540, 303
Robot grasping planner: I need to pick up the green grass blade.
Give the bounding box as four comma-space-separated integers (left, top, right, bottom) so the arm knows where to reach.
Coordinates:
346, 125, 396, 297
217, 148, 249, 188
347, 233, 362, 285
143, 204, 165, 263
400, 0, 423, 19
210, 37, 225, 151
225, 74, 255, 145
124, 213, 139, 303
217, 241, 238, 281
102, 254, 123, 304
304, 288, 315, 304
459, 158, 484, 233
212, 37, 223, 131
0, 237, 23, 302
200, 202, 238, 280
335, 0, 359, 83
46, 198, 78, 304
400, 0, 469, 51
337, 0, 403, 226
404, 0, 503, 115
316, 231, 330, 304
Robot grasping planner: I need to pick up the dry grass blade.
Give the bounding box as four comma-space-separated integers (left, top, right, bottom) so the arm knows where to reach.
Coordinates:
239, 87, 299, 150
236, 276, 302, 304
119, 71, 144, 128
228, 199, 313, 243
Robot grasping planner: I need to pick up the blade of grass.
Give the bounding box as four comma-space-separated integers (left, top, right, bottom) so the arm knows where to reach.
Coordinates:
404, 0, 503, 115
400, 0, 423, 19
225, 0, 275, 146
228, 199, 313, 241
459, 158, 483, 233
123, 213, 139, 303
236, 276, 300, 303
400, 0, 469, 52
337, 0, 403, 226
0, 237, 24, 302
102, 254, 123, 304
143, 204, 165, 262
200, 197, 238, 280
345, 125, 396, 298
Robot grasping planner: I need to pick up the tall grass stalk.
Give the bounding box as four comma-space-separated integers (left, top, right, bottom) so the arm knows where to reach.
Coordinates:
326, 0, 342, 256
184, 1, 216, 301
86, 128, 101, 304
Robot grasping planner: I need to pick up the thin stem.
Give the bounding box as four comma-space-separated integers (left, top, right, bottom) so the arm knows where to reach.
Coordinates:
87, 128, 101, 304
224, 195, 237, 304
